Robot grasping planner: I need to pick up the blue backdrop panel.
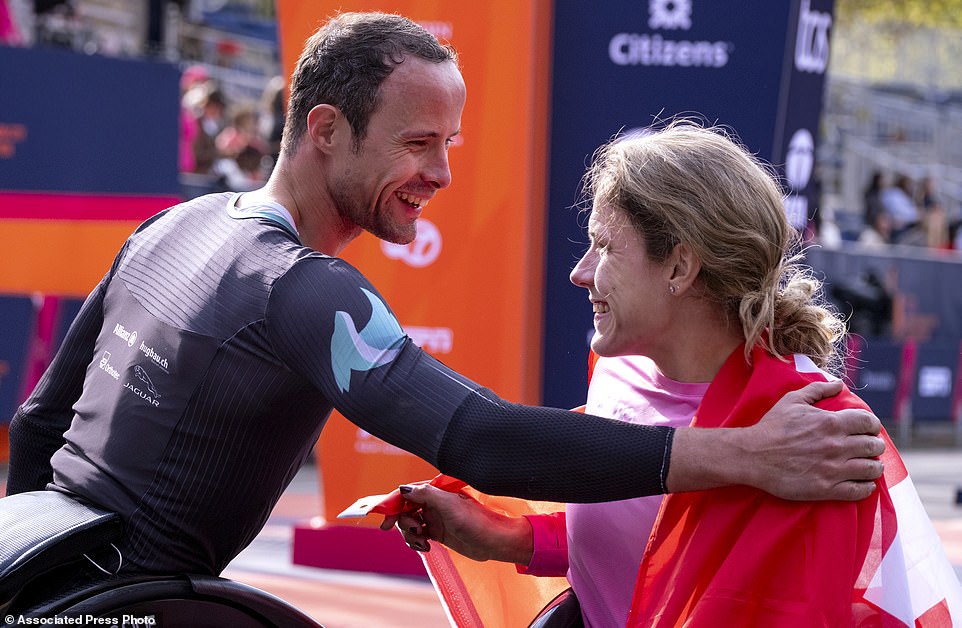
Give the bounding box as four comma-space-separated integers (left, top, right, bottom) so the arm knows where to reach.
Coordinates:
543, 0, 834, 407
849, 339, 903, 421
807, 248, 962, 342
0, 46, 179, 195
911, 342, 960, 422
0, 296, 36, 424
53, 297, 86, 352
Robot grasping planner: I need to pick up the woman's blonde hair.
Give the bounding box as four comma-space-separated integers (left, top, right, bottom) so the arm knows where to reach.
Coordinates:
584, 119, 846, 371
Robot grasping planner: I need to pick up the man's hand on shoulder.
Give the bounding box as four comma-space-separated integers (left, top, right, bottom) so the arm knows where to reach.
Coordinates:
667, 380, 885, 500
738, 379, 885, 500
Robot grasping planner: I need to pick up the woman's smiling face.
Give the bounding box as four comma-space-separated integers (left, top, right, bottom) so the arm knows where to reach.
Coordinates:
569, 201, 672, 359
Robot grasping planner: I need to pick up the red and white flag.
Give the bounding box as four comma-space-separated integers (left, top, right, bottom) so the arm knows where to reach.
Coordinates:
628, 347, 962, 626
857, 446, 962, 625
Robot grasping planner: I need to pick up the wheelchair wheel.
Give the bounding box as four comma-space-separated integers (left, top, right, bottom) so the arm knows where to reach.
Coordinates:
32, 575, 322, 627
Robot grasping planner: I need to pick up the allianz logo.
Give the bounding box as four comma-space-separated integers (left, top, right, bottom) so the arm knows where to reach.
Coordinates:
609, 0, 730, 68
113, 322, 137, 348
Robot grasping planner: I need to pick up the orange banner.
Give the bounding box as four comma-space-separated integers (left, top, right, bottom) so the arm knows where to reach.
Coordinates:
0, 219, 142, 296
276, 1, 553, 522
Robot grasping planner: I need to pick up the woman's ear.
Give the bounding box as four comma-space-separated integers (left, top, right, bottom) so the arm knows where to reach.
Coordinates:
667, 242, 701, 295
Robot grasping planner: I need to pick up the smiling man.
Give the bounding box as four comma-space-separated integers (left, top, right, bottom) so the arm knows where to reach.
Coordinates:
7, 12, 883, 598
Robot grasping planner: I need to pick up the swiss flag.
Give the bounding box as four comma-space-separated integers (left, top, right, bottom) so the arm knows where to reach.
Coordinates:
855, 443, 962, 625
628, 347, 962, 626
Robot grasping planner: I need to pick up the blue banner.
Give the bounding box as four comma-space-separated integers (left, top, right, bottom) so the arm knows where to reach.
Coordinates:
808, 247, 962, 342
0, 296, 35, 424
911, 342, 960, 422
0, 46, 179, 195
847, 338, 903, 421
542, 0, 835, 407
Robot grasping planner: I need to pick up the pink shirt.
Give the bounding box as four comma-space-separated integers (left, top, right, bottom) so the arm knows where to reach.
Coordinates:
522, 355, 707, 627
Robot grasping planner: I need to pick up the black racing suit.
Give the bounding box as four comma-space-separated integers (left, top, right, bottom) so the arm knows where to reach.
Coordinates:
7, 193, 673, 576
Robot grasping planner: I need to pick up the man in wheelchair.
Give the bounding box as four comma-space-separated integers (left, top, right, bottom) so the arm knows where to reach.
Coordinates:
1, 11, 884, 624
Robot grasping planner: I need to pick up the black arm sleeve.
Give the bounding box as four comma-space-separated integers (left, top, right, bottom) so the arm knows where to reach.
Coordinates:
267, 256, 676, 504
437, 388, 675, 503
6, 276, 108, 494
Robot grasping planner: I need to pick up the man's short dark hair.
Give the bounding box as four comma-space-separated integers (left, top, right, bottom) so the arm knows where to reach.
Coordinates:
281, 12, 457, 156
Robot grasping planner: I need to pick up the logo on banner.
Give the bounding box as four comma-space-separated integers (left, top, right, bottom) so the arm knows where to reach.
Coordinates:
405, 326, 454, 355
418, 21, 453, 41
648, 0, 692, 30
795, 0, 831, 74
610, 0, 730, 68
918, 366, 951, 398
380, 218, 442, 268
783, 128, 814, 230
785, 129, 814, 191
354, 429, 409, 456
0, 123, 27, 158
862, 369, 896, 391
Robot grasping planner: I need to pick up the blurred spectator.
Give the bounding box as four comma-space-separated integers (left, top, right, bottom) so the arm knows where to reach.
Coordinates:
216, 104, 268, 160
815, 205, 842, 249
861, 171, 886, 233
212, 141, 266, 192
914, 176, 950, 250
178, 65, 210, 173
880, 173, 919, 242
0, 0, 24, 45
34, 0, 76, 49
857, 211, 892, 249
921, 200, 950, 250
191, 86, 227, 174
916, 175, 939, 210
830, 268, 892, 338
259, 75, 286, 168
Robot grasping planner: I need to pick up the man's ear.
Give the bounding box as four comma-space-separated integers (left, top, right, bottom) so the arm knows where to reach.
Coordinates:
667, 242, 701, 295
306, 104, 341, 152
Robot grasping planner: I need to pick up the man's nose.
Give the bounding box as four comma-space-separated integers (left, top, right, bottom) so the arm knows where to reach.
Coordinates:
424, 147, 452, 189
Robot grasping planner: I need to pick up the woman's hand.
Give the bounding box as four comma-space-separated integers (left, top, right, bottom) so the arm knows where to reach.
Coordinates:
380, 484, 534, 565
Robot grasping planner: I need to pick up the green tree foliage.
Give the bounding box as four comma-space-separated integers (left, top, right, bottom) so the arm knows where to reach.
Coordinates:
835, 0, 962, 29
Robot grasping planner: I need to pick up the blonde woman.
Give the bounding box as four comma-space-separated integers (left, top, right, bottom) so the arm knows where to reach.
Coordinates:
386, 122, 937, 626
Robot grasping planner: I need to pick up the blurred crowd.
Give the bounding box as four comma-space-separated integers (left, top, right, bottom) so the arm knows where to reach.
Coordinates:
857, 171, 961, 252
179, 64, 285, 193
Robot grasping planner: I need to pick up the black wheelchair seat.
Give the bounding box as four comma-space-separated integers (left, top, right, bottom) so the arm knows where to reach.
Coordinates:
24, 573, 323, 627
0, 491, 322, 626
0, 490, 121, 612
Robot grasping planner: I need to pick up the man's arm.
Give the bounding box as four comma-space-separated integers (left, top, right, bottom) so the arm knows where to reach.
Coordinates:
269, 260, 883, 504
6, 280, 108, 494
667, 379, 884, 500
